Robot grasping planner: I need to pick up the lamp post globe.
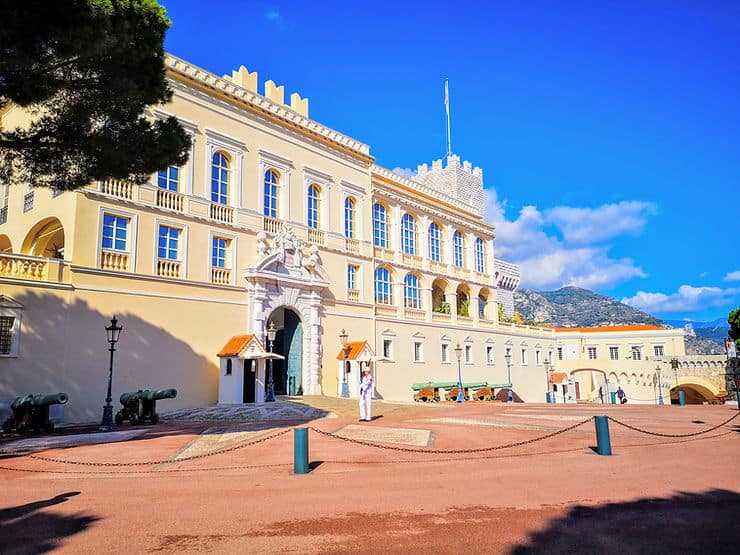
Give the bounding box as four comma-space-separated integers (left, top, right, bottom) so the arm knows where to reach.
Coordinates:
339, 329, 350, 398
100, 316, 123, 431
504, 351, 513, 402
454, 343, 464, 403
265, 321, 277, 402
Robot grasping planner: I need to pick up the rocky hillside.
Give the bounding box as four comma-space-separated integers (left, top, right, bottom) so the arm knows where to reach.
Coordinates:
514, 286, 724, 355
514, 286, 665, 327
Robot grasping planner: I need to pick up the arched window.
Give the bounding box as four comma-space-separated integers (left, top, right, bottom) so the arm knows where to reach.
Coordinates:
401, 213, 416, 255
158, 165, 179, 191
428, 222, 441, 262
344, 197, 355, 238
453, 231, 464, 268
478, 294, 487, 318
374, 267, 392, 305
263, 169, 279, 217
307, 184, 321, 229
404, 273, 421, 308
373, 203, 388, 247
211, 152, 230, 205
474, 238, 485, 273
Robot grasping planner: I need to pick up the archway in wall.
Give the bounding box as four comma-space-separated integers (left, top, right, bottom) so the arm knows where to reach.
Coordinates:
267, 307, 303, 396
670, 379, 721, 405
570, 368, 609, 402
21, 217, 65, 258
0, 234, 11, 252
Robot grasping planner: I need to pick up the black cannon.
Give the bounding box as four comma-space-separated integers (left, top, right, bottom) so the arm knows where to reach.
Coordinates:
115, 388, 177, 425
2, 393, 68, 433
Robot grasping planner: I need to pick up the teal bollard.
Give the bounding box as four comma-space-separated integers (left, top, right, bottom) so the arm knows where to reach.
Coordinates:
610, 392, 617, 405
678, 390, 685, 406
294, 428, 309, 474
594, 416, 612, 456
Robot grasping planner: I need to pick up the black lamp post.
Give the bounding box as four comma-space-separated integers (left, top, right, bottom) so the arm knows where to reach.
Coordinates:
454, 343, 465, 403
543, 358, 552, 403
100, 316, 123, 431
339, 329, 350, 398
504, 350, 513, 402
670, 357, 679, 386
656, 365, 664, 405
266, 321, 276, 402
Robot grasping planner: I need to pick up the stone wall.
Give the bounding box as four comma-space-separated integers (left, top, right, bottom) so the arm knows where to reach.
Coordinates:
414, 154, 484, 216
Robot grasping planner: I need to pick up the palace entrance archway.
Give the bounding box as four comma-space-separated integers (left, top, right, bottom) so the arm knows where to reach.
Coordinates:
267, 307, 303, 396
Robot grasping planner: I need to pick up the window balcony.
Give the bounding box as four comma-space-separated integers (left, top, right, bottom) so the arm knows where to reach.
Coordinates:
306, 228, 325, 245
100, 178, 134, 200
211, 267, 232, 285
402, 253, 423, 269
373, 247, 394, 263
210, 203, 234, 224
430, 260, 447, 274
375, 305, 398, 318
156, 189, 184, 212
156, 259, 182, 278
345, 238, 359, 253
403, 308, 426, 321
23, 191, 34, 212
263, 216, 281, 234
457, 315, 473, 325
100, 250, 130, 271
431, 311, 451, 322
347, 289, 360, 302
478, 318, 494, 328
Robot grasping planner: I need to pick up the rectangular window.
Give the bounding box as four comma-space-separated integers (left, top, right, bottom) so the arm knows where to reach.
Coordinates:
212, 237, 229, 268
0, 316, 15, 355
520, 348, 527, 365
653, 345, 664, 357
102, 214, 129, 251
557, 347, 564, 361
609, 346, 619, 361
157, 225, 180, 260
631, 346, 642, 361
465, 344, 472, 364
587, 346, 597, 360
347, 264, 358, 290
486, 345, 494, 364
441, 343, 449, 363
413, 341, 423, 362
382, 339, 393, 359
158, 165, 179, 191
535, 350, 542, 365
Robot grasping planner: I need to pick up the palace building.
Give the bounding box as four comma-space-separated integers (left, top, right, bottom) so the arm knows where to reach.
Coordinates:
0, 54, 693, 422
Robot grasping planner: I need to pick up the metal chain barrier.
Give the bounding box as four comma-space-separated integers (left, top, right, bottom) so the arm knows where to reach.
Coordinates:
26, 428, 292, 467
608, 411, 740, 438
308, 417, 594, 455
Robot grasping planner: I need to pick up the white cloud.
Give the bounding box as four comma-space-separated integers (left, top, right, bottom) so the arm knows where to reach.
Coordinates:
621, 285, 740, 314
391, 167, 416, 179
264, 9, 293, 30
545, 201, 657, 245
484, 190, 647, 290
724, 270, 740, 281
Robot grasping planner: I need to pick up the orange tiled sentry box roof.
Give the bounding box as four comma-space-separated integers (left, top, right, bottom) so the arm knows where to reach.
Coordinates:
549, 372, 569, 384
218, 335, 265, 357
553, 325, 664, 333
336, 341, 371, 360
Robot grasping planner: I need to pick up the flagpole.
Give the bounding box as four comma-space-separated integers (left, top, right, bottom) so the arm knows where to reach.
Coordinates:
445, 78, 452, 157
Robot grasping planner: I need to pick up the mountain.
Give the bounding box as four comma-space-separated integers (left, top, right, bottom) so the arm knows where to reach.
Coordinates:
664, 318, 729, 345
513, 286, 725, 355
514, 286, 665, 327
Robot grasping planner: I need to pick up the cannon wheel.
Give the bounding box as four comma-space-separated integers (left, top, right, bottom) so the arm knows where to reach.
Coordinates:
129, 414, 139, 425
150, 413, 159, 425
114, 412, 124, 425
2, 418, 15, 433
44, 421, 55, 433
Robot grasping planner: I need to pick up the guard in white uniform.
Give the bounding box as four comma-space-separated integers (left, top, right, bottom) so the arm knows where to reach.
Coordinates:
359, 368, 374, 422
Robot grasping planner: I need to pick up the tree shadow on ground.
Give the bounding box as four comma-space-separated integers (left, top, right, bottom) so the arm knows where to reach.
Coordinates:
510, 489, 740, 555
0, 491, 99, 555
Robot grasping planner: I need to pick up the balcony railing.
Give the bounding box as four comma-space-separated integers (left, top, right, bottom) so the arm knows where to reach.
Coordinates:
0, 206, 7, 225
478, 318, 494, 328
345, 238, 359, 253
306, 228, 325, 245
374, 247, 394, 262
156, 259, 181, 278
100, 250, 130, 271
211, 267, 232, 285
100, 179, 134, 200
375, 305, 398, 318
0, 252, 48, 281
263, 216, 281, 234
430, 261, 446, 274
431, 311, 451, 322
210, 203, 234, 224
402, 253, 423, 269
156, 189, 184, 212
23, 191, 34, 212
404, 308, 426, 321
347, 289, 360, 302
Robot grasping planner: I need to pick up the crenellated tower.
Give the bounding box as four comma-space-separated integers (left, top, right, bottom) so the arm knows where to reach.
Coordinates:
413, 154, 484, 217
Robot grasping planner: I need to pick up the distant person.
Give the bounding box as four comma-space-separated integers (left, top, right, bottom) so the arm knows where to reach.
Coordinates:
598, 386, 604, 404
359, 368, 374, 422
617, 387, 627, 404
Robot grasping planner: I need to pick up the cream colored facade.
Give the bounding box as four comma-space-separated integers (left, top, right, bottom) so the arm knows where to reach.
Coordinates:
2, 54, 724, 423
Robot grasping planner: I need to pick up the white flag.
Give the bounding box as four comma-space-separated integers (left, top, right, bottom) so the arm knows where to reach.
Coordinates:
445, 78, 449, 117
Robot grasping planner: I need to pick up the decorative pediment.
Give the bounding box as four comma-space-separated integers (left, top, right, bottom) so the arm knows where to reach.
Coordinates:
250, 228, 330, 284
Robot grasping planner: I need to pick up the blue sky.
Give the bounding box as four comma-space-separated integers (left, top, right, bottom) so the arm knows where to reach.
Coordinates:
161, 0, 740, 323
